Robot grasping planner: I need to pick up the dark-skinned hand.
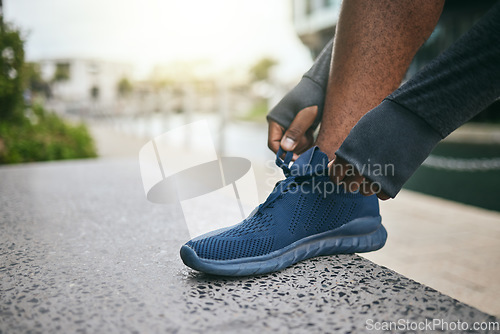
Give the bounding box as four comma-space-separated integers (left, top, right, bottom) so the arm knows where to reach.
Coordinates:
328, 157, 391, 200
267, 106, 318, 160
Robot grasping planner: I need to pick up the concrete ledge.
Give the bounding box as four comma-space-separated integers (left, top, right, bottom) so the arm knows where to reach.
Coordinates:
0, 159, 497, 333
363, 189, 500, 317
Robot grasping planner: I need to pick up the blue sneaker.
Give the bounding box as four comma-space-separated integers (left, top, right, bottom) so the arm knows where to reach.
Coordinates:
180, 146, 387, 276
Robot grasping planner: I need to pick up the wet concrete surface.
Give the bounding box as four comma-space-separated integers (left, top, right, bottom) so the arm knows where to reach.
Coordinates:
0, 159, 497, 333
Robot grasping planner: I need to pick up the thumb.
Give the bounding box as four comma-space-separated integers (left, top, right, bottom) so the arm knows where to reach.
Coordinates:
280, 105, 318, 151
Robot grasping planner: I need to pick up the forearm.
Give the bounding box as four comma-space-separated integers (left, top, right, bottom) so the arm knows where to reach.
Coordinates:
336, 2, 500, 197
316, 0, 445, 158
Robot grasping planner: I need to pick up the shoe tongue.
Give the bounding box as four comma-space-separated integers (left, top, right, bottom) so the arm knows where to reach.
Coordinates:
290, 146, 329, 176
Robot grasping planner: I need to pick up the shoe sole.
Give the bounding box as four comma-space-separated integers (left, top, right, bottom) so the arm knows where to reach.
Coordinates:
180, 216, 386, 277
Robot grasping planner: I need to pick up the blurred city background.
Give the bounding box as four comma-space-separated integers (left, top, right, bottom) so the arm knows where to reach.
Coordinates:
1, 0, 499, 316
2, 0, 499, 211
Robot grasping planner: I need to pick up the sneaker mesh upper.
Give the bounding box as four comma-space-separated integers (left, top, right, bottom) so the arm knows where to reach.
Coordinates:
186, 176, 368, 261
185, 147, 378, 261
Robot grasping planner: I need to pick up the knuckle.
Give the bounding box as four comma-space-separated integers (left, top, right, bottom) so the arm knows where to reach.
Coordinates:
267, 141, 277, 152
285, 127, 304, 140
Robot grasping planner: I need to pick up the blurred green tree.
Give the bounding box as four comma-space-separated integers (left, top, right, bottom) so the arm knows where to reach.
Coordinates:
0, 21, 24, 121
249, 57, 277, 82
242, 57, 278, 122
52, 62, 70, 82
23, 62, 51, 98
117, 77, 133, 97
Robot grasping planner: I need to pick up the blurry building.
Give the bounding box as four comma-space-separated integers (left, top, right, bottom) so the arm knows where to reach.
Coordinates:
39, 58, 133, 114
292, 0, 341, 58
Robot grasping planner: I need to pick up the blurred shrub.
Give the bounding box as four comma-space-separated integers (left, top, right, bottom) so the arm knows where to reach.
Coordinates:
0, 105, 97, 164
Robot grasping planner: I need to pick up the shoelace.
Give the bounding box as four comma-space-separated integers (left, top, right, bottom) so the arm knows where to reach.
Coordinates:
260, 148, 328, 210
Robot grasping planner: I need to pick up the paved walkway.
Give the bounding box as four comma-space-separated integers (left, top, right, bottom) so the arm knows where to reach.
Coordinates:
89, 121, 500, 317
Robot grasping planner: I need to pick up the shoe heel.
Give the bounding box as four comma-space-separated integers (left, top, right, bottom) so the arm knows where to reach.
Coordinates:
316, 217, 387, 256
339, 221, 387, 254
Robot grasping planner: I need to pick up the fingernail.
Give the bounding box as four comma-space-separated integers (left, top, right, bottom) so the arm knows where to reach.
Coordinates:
282, 137, 295, 150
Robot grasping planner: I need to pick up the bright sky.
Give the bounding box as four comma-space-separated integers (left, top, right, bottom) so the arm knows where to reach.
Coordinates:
4, 0, 313, 80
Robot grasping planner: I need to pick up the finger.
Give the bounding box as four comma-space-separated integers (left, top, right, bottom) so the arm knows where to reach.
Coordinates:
328, 157, 351, 184
267, 121, 285, 154
376, 190, 391, 200
268, 121, 298, 160
342, 173, 364, 192
365, 181, 391, 200
357, 179, 391, 199
359, 178, 376, 196
293, 128, 316, 156
280, 105, 318, 152
288, 128, 315, 161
